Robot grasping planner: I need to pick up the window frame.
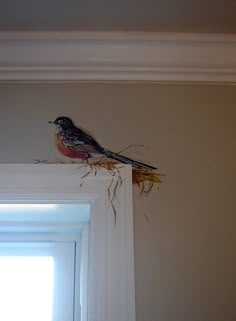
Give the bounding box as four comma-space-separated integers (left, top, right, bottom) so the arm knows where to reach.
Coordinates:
0, 164, 136, 321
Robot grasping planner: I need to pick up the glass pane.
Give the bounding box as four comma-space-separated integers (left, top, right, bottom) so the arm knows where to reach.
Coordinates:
0, 256, 54, 321
0, 204, 90, 220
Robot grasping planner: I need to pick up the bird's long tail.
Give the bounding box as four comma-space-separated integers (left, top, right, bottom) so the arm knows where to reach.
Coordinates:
103, 149, 157, 170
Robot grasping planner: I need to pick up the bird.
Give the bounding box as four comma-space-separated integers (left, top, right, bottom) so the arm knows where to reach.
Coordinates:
49, 116, 156, 170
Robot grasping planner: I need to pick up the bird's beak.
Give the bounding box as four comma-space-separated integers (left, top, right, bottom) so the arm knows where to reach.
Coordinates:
48, 121, 55, 124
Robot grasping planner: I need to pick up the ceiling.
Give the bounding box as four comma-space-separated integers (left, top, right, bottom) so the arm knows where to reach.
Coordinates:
0, 0, 235, 33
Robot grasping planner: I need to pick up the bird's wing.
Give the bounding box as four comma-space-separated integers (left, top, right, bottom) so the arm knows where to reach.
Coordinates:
61, 128, 103, 154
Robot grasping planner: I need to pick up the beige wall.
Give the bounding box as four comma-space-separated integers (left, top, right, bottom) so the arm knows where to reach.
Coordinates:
0, 83, 235, 321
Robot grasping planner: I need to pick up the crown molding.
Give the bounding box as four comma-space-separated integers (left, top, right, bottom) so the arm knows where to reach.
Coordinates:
0, 32, 235, 83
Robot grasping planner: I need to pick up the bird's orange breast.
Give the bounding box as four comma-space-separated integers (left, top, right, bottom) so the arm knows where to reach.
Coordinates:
55, 132, 88, 159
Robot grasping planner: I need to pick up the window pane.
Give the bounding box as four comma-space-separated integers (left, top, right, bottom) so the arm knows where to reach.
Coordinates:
0, 256, 54, 321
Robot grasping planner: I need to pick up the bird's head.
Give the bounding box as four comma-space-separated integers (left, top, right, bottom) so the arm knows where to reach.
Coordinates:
48, 116, 74, 130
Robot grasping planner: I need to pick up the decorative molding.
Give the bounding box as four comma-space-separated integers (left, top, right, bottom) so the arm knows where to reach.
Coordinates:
0, 32, 236, 83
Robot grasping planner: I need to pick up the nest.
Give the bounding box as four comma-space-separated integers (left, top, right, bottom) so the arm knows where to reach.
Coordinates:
79, 160, 164, 195
132, 167, 164, 196
78, 160, 164, 223
35, 159, 164, 223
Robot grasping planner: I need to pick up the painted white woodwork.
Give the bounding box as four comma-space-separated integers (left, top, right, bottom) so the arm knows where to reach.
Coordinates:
0, 32, 235, 82
0, 164, 135, 321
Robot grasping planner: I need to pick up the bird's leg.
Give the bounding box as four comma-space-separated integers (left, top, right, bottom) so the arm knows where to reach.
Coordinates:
81, 157, 89, 166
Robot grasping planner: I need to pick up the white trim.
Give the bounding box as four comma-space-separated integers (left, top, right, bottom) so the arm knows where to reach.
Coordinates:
0, 164, 135, 321
0, 32, 235, 83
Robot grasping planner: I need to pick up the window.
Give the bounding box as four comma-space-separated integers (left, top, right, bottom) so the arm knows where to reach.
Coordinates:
0, 203, 90, 321
0, 253, 54, 321
0, 165, 135, 321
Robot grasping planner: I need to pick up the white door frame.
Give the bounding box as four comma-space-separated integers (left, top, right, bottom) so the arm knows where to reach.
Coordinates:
0, 164, 136, 321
